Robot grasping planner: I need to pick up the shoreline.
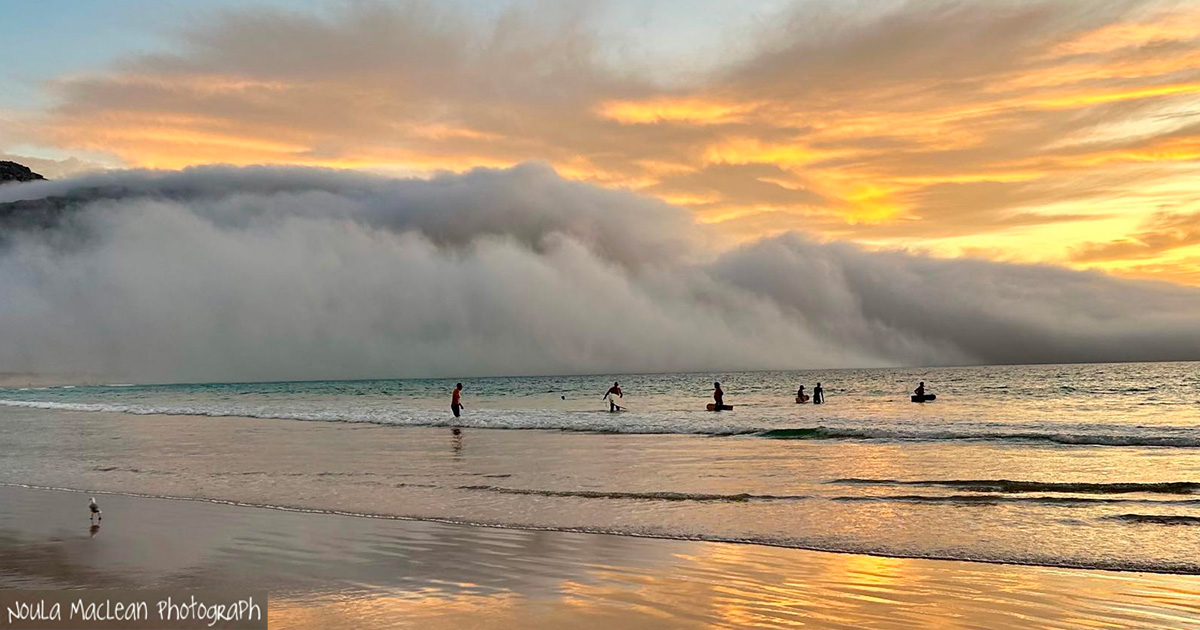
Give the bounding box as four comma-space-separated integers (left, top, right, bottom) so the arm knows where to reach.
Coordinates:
3, 484, 1199, 629
5, 480, 1197, 578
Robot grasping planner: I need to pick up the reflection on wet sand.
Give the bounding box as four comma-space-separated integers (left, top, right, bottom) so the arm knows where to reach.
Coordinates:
4, 406, 1198, 573
267, 542, 1200, 630
2, 486, 1198, 629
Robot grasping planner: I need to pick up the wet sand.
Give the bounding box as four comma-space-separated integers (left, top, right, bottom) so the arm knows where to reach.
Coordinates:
2, 485, 1198, 629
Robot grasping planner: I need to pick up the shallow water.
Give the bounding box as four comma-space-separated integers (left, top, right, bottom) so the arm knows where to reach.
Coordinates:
1, 362, 1198, 575
3, 362, 1198, 445
4, 486, 1200, 630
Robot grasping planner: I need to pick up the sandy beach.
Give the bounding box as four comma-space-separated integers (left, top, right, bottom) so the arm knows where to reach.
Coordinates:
2, 484, 1197, 629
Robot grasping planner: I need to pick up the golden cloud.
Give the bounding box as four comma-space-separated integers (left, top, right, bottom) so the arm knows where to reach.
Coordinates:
12, 0, 1200, 284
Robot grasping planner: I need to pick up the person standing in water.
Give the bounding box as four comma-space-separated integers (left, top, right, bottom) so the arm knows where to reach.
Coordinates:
813, 383, 824, 404
796, 385, 807, 403
604, 381, 623, 412
451, 382, 464, 418
713, 382, 725, 410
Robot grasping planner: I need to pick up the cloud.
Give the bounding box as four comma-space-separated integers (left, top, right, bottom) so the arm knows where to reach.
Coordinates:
1071, 210, 1200, 262
7, 0, 1200, 283
0, 165, 1197, 382
713, 234, 1200, 366
0, 152, 106, 179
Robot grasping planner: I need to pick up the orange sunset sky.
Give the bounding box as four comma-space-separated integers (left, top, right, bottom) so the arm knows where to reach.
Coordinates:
2, 0, 1199, 285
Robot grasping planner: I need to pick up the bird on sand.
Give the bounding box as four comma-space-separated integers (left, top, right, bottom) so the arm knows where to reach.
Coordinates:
89, 497, 102, 522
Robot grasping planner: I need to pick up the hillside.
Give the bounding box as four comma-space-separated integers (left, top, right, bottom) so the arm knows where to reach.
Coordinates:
0, 161, 45, 183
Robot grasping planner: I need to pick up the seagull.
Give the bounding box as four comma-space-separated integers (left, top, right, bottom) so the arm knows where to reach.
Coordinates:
89, 497, 102, 522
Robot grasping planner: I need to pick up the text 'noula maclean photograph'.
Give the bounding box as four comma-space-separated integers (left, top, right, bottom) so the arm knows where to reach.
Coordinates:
1, 1, 1199, 629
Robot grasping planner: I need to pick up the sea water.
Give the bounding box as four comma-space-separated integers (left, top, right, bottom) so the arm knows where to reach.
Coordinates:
1, 361, 1198, 573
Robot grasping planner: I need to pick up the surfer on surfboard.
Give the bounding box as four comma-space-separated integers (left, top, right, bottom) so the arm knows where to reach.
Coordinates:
604, 382, 624, 412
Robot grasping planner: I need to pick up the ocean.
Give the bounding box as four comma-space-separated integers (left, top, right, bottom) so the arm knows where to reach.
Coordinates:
1, 361, 1198, 574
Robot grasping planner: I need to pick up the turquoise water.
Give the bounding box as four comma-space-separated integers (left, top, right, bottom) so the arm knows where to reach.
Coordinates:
2, 362, 1198, 445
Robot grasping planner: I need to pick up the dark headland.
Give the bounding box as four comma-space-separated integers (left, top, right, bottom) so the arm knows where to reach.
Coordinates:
0, 160, 45, 183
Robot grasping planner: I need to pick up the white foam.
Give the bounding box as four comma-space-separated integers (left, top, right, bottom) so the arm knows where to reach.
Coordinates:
2, 397, 1197, 447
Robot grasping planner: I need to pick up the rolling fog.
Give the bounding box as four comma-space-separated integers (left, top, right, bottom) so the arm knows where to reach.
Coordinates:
1, 163, 1197, 382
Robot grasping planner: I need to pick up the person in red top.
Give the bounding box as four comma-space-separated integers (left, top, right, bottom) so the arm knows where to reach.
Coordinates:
604, 382, 623, 412
451, 383, 464, 418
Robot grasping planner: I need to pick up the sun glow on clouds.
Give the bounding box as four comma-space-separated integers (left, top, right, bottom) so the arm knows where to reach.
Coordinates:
1049, 9, 1200, 57
598, 97, 760, 125
11, 0, 1200, 285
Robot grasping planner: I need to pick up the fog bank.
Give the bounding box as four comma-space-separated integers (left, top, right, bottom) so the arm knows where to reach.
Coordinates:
1, 164, 1197, 382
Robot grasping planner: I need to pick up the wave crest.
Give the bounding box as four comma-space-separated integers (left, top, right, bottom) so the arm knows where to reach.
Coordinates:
833, 478, 1200, 495
757, 427, 1200, 448
4, 398, 1199, 448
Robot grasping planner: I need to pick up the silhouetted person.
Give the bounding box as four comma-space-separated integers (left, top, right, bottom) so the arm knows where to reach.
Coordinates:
813, 383, 824, 404
604, 381, 623, 412
451, 383, 464, 418
915, 381, 925, 397
713, 382, 725, 409
796, 385, 807, 402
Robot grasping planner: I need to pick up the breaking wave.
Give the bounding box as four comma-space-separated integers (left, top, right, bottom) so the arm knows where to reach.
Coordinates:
3, 398, 1199, 448
756, 427, 1200, 447
833, 479, 1200, 495
456, 485, 1200, 507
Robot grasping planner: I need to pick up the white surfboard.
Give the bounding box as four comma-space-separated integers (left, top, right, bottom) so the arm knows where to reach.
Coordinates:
603, 393, 626, 411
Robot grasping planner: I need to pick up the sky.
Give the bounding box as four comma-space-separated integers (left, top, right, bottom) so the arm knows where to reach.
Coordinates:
1, 0, 1199, 287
